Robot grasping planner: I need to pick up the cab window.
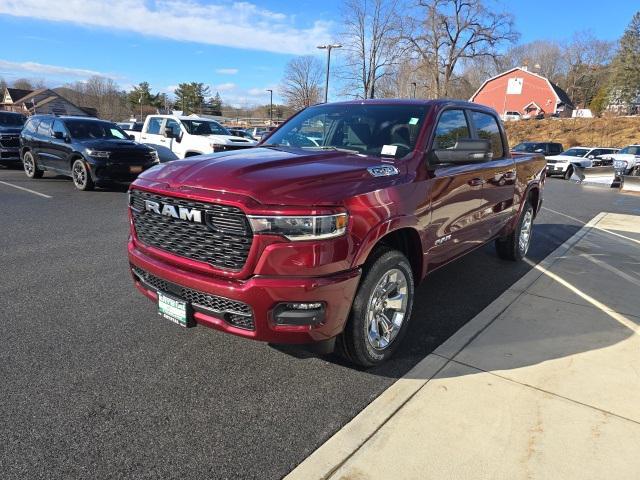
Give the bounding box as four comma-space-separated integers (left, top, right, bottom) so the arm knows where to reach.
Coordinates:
146, 117, 162, 135
433, 110, 470, 149
37, 118, 53, 136
470, 111, 504, 159
52, 120, 68, 138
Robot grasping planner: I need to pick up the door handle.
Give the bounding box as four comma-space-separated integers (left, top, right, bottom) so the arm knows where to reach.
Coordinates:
468, 178, 485, 187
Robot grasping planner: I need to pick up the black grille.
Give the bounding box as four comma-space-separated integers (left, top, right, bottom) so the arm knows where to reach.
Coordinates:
131, 265, 254, 330
0, 135, 19, 148
130, 189, 253, 270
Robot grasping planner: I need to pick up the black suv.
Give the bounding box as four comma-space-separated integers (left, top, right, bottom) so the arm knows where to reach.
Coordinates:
20, 115, 159, 190
511, 142, 564, 156
0, 111, 26, 167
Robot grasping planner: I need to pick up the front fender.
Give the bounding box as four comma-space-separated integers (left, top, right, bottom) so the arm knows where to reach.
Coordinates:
351, 215, 422, 270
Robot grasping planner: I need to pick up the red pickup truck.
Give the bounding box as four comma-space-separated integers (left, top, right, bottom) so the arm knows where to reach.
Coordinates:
127, 100, 545, 366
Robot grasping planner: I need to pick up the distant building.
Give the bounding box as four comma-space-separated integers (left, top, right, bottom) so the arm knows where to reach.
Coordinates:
0, 87, 95, 116
470, 67, 574, 118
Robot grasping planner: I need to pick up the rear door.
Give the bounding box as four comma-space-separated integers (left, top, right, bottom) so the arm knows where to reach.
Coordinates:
469, 110, 516, 239
33, 118, 54, 167
426, 108, 487, 268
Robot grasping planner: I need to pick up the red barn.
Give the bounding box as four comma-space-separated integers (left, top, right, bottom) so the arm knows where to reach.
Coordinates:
470, 67, 574, 118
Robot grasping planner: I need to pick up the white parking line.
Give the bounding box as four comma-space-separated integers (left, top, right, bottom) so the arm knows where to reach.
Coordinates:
542, 206, 586, 225
0, 180, 52, 199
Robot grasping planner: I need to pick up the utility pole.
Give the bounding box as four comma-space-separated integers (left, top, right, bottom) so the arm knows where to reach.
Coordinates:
266, 89, 273, 125
139, 93, 143, 120
317, 44, 342, 103
411, 82, 417, 99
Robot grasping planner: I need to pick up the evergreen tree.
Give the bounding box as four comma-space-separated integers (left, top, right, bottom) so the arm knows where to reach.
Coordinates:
609, 11, 640, 110
173, 83, 211, 114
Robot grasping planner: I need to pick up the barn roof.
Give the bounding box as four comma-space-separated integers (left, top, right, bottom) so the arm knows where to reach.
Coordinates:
469, 67, 574, 108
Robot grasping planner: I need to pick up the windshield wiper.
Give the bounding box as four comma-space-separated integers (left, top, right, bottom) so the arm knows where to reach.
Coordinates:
304, 146, 361, 155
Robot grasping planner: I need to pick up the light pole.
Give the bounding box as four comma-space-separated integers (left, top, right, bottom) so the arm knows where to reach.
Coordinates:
266, 89, 273, 125
411, 82, 417, 99
317, 44, 342, 103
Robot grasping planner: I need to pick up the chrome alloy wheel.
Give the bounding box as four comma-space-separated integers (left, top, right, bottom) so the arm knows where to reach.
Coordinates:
366, 268, 409, 351
23, 154, 34, 176
72, 161, 87, 188
519, 210, 533, 254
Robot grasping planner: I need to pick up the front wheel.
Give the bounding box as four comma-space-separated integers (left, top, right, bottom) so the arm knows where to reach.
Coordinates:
338, 248, 415, 367
72, 159, 94, 191
496, 201, 534, 261
563, 165, 574, 180
23, 151, 43, 179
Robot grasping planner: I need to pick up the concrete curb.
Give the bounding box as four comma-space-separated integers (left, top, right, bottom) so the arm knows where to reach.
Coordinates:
284, 212, 608, 480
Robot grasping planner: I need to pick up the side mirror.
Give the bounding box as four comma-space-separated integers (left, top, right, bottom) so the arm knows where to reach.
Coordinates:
163, 127, 174, 138
53, 131, 65, 140
128, 134, 135, 140
430, 139, 492, 165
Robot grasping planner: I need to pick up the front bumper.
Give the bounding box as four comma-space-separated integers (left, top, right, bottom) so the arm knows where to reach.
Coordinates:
90, 161, 158, 184
0, 148, 20, 162
128, 240, 361, 344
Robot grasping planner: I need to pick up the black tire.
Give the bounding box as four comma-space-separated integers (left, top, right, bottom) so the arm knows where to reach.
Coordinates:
22, 151, 43, 179
631, 166, 640, 177
71, 159, 94, 191
563, 165, 573, 180
496, 201, 534, 261
338, 248, 415, 367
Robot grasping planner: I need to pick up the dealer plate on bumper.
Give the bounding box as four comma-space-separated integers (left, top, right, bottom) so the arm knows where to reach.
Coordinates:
158, 291, 194, 327
129, 166, 143, 173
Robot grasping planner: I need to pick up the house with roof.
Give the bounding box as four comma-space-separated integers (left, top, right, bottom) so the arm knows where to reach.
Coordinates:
470, 67, 574, 118
0, 87, 94, 117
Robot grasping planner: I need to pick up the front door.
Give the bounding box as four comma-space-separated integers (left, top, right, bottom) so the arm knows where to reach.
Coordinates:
49, 119, 73, 173
426, 109, 487, 269
140, 117, 174, 161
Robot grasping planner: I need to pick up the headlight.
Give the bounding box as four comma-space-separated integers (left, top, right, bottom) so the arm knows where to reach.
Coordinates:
247, 213, 348, 241
210, 143, 225, 152
85, 149, 110, 158
614, 160, 628, 168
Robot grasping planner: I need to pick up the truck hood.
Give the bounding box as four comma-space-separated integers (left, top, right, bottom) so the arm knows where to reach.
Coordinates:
136, 146, 404, 205
546, 154, 586, 162
207, 134, 257, 146
0, 126, 22, 135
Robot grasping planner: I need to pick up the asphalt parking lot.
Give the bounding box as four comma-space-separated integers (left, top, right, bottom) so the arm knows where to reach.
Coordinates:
2, 167, 640, 480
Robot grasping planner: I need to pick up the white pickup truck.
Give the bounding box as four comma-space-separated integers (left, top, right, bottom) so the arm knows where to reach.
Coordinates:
127, 115, 257, 162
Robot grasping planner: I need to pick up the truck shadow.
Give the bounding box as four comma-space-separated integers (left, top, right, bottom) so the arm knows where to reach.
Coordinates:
279, 222, 638, 379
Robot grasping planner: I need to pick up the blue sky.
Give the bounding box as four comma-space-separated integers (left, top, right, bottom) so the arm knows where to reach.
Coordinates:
0, 0, 636, 106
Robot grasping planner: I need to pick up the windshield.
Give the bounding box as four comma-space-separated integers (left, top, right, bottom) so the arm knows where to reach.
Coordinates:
263, 103, 429, 158
182, 119, 229, 136
561, 148, 589, 157
619, 146, 640, 155
513, 143, 541, 152
65, 120, 129, 140
0, 112, 26, 127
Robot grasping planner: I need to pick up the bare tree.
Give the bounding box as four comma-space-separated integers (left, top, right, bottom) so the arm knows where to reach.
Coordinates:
502, 40, 565, 82
279, 56, 323, 111
406, 0, 518, 98
562, 32, 614, 108
340, 0, 405, 99
62, 76, 128, 120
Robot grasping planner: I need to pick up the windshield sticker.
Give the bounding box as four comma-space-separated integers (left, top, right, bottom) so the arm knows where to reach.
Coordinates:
409, 117, 419, 125
381, 145, 398, 156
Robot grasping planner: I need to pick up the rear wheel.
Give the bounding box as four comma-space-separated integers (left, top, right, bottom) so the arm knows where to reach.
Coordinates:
23, 151, 43, 179
72, 159, 94, 191
496, 201, 534, 261
631, 166, 640, 177
338, 248, 414, 367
